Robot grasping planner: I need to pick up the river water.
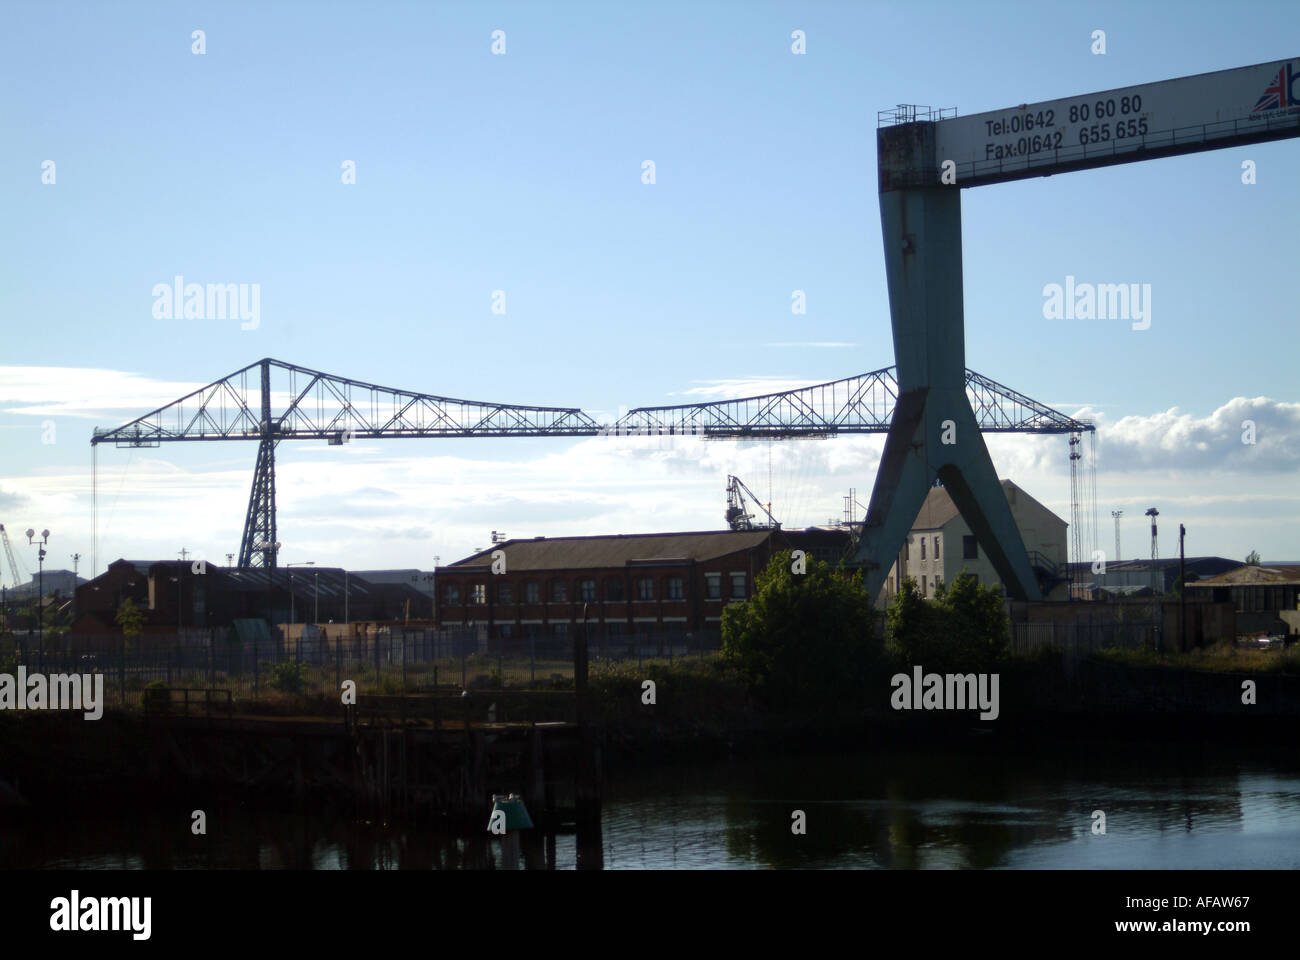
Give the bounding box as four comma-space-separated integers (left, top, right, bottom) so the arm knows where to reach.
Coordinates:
5, 744, 1299, 869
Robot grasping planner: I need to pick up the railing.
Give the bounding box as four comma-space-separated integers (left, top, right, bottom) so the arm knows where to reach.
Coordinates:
878, 104, 957, 126
5, 626, 723, 709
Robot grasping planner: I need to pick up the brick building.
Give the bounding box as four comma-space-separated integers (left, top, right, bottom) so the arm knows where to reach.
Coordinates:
435, 528, 852, 646
71, 559, 431, 640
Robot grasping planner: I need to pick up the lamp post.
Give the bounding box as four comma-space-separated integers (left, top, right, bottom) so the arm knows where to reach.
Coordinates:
287, 562, 315, 627
314, 571, 319, 624
25, 528, 49, 664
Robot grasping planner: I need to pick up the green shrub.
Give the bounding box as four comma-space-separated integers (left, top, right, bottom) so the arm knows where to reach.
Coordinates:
263, 660, 308, 694
887, 571, 1010, 675
721, 549, 877, 712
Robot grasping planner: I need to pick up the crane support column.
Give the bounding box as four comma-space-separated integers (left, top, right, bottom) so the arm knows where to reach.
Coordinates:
238, 359, 278, 568
854, 175, 1041, 602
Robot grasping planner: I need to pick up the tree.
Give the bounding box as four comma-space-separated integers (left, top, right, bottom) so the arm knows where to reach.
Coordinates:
721, 549, 876, 711
1245, 550, 1261, 565
115, 597, 145, 653
887, 570, 1009, 675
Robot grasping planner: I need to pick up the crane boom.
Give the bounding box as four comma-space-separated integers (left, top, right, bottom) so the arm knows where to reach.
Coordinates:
0, 525, 30, 591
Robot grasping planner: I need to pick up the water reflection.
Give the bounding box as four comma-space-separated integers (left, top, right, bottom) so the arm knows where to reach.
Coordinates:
4, 747, 1299, 869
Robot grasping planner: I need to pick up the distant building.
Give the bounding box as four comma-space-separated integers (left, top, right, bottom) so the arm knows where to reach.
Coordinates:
351, 569, 436, 602
71, 560, 431, 639
3, 569, 86, 600
435, 527, 852, 645
880, 480, 1069, 604
1070, 556, 1242, 598
1186, 563, 1300, 636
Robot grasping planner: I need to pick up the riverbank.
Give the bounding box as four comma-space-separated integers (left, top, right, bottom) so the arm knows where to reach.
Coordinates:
3, 654, 1297, 816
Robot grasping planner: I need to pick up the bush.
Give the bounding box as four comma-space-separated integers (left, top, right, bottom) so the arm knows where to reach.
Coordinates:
721, 549, 877, 711
262, 660, 308, 694
887, 571, 1009, 675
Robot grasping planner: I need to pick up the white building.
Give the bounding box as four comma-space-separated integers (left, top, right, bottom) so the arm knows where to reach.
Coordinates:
879, 480, 1068, 604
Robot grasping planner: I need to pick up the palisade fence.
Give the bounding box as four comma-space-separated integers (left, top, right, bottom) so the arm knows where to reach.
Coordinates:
1, 626, 724, 708
1009, 618, 1160, 658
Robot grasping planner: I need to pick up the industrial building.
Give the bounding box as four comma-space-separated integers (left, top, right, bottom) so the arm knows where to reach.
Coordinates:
1187, 563, 1300, 636
1070, 557, 1243, 599
71, 560, 433, 642
880, 480, 1069, 604
435, 527, 852, 646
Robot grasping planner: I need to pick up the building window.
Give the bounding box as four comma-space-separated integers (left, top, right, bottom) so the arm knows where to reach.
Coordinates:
497, 581, 513, 604
497, 624, 514, 639
551, 580, 567, 602
667, 576, 684, 600
730, 573, 746, 599
470, 583, 486, 605
705, 573, 722, 599
963, 536, 978, 560
903, 538, 910, 561
606, 621, 625, 639
551, 622, 568, 639
524, 581, 539, 603
921, 575, 928, 597
637, 578, 654, 601
606, 578, 624, 601
579, 579, 596, 602
934, 536, 940, 558
444, 584, 460, 604
921, 538, 926, 561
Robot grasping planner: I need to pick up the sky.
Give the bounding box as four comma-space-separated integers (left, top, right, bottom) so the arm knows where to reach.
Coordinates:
1, 0, 1298, 581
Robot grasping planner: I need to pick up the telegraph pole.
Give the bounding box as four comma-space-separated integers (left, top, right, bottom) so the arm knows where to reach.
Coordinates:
1179, 524, 1187, 651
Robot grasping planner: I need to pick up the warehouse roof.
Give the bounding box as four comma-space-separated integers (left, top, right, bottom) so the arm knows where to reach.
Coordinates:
1187, 564, 1300, 587
446, 530, 774, 571
910, 479, 1058, 531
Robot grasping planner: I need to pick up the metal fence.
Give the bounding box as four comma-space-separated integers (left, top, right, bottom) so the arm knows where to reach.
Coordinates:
1, 626, 723, 708
1009, 619, 1159, 658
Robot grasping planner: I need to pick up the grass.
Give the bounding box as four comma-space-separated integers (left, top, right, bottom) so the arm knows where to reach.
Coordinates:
1092, 639, 1300, 674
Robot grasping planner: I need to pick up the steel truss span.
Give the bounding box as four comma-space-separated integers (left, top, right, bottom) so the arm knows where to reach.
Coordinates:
88, 357, 1089, 573
90, 358, 1091, 447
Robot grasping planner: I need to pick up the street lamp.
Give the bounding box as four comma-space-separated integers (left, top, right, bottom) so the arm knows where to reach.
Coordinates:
25, 528, 49, 663
287, 562, 315, 625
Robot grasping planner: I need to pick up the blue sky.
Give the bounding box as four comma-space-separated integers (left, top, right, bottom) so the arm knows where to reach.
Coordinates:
1, 0, 1298, 576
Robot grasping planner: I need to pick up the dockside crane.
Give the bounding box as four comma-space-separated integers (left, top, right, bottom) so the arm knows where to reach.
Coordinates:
0, 524, 31, 591
725, 476, 781, 531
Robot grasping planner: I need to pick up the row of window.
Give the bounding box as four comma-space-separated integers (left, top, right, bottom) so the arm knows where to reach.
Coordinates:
442, 572, 748, 605
915, 572, 979, 596
902, 535, 980, 562
495, 621, 692, 640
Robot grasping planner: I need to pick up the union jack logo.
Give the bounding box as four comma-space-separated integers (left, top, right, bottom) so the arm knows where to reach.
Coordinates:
1253, 67, 1289, 111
